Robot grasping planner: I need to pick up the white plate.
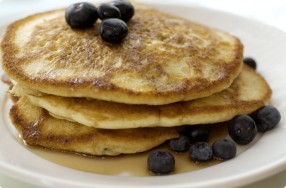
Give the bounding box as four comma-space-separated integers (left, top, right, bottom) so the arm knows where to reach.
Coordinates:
1, 1, 286, 188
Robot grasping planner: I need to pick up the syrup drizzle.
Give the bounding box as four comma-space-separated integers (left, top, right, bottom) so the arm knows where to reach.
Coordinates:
27, 124, 227, 176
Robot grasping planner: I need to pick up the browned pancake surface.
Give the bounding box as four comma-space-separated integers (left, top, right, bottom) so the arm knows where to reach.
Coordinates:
2, 4, 243, 105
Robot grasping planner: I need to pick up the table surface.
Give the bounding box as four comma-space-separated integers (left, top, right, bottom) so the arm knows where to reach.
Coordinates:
0, 0, 285, 187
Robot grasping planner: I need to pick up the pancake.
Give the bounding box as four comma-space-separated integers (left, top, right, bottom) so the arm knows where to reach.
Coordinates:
9, 96, 179, 156
12, 65, 272, 129
1, 4, 243, 105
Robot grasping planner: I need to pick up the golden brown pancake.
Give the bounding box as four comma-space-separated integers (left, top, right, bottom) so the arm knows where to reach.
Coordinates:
1, 4, 243, 105
10, 96, 179, 156
12, 65, 271, 129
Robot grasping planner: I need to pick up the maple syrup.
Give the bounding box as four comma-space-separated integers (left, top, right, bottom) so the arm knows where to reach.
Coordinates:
27, 124, 228, 176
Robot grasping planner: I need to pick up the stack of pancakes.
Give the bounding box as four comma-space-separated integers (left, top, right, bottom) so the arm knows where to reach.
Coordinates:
1, 4, 271, 156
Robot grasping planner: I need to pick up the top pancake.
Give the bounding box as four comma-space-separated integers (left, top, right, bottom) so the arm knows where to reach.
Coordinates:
1, 4, 243, 105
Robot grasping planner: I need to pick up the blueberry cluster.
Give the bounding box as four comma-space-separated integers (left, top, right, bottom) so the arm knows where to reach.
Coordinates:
147, 124, 238, 174
65, 0, 134, 43
148, 103, 281, 174
185, 125, 237, 162
229, 105, 281, 145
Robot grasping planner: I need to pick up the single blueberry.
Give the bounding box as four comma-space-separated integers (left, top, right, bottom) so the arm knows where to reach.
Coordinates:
185, 125, 211, 143
110, 0, 134, 22
251, 106, 281, 132
65, 2, 98, 28
228, 115, 257, 145
147, 150, 175, 174
189, 142, 213, 162
243, 57, 257, 70
212, 139, 236, 160
99, 18, 128, 43
98, 3, 121, 20
169, 135, 190, 152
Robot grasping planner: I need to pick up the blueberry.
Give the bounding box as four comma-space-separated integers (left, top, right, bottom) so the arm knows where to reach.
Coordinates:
243, 57, 257, 70
147, 150, 175, 174
65, 2, 98, 28
99, 18, 128, 43
189, 142, 213, 162
169, 135, 190, 152
185, 125, 211, 143
251, 106, 281, 132
110, 0, 134, 22
98, 3, 121, 20
212, 139, 236, 160
228, 115, 257, 145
